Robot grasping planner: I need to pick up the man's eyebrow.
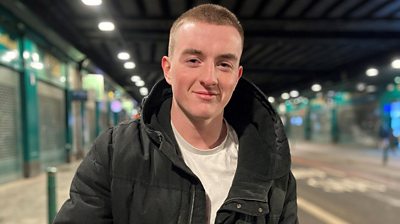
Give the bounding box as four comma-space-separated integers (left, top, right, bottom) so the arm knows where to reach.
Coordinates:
182, 48, 203, 56
218, 53, 238, 61
181, 49, 238, 61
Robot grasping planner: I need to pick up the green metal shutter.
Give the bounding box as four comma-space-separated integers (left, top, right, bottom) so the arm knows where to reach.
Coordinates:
310, 106, 332, 143
0, 66, 22, 183
38, 81, 66, 166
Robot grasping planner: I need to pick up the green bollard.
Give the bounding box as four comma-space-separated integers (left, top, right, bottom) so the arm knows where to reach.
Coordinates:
47, 167, 57, 224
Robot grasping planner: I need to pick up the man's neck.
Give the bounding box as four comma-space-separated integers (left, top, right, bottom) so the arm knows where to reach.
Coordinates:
171, 109, 226, 150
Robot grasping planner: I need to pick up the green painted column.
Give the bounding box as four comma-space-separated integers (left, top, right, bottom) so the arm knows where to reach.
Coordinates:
107, 101, 111, 127
304, 105, 311, 140
47, 167, 57, 224
77, 101, 86, 158
65, 89, 73, 162
95, 101, 101, 136
113, 112, 119, 126
19, 38, 40, 177
331, 108, 339, 143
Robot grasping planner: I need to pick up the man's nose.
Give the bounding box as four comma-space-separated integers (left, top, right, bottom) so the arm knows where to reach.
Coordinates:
200, 63, 218, 86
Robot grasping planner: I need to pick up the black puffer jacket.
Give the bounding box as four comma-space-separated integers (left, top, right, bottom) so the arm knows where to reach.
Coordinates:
54, 78, 298, 224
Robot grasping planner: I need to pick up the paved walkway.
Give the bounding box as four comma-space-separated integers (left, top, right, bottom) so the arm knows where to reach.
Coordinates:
0, 161, 80, 224
0, 140, 399, 224
290, 140, 400, 184
291, 140, 400, 168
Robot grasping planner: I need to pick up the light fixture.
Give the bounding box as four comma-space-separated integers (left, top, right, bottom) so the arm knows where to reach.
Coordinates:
98, 21, 115, 31
387, 84, 395, 91
32, 52, 40, 62
81, 0, 102, 6
124, 61, 136, 69
130, 75, 141, 83
391, 59, 400, 69
135, 80, 145, 87
356, 83, 366, 91
289, 90, 299, 98
268, 96, 275, 103
140, 87, 149, 96
366, 67, 378, 77
23, 51, 30, 59
395, 76, 400, 84
366, 85, 376, 93
1, 50, 18, 62
278, 103, 286, 113
281, 92, 290, 100
117, 52, 130, 60
311, 83, 322, 92
111, 100, 122, 113
30, 62, 44, 70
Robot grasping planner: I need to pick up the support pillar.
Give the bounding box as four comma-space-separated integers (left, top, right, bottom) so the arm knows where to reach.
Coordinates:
20, 38, 40, 177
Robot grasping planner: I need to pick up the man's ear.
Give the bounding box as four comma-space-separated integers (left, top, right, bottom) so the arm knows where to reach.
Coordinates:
238, 65, 243, 79
161, 56, 172, 84
232, 66, 243, 87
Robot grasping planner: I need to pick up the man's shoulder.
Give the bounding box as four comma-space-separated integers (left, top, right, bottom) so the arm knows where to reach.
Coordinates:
92, 119, 142, 158
111, 119, 141, 138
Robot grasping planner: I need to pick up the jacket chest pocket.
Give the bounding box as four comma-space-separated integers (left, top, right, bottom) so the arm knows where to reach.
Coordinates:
127, 182, 191, 224
216, 200, 269, 224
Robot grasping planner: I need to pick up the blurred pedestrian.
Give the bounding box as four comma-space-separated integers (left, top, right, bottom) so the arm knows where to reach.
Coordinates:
54, 4, 298, 224
379, 123, 396, 165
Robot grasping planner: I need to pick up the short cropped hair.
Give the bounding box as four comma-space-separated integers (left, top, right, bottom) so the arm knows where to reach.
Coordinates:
168, 4, 244, 57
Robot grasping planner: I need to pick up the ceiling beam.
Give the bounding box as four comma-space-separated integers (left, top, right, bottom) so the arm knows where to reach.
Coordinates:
85, 29, 400, 42
75, 16, 400, 32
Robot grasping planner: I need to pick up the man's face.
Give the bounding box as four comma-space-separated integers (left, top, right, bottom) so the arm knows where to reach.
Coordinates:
162, 21, 243, 121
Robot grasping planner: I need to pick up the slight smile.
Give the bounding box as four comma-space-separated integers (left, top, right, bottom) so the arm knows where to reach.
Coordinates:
193, 91, 219, 100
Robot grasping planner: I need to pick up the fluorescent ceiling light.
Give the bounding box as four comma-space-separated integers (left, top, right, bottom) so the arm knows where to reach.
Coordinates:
124, 61, 136, 69
289, 90, 299, 98
1, 50, 18, 62
30, 62, 43, 70
391, 59, 400, 69
82, 0, 102, 6
387, 84, 395, 91
311, 84, 322, 92
23, 51, 30, 59
135, 80, 145, 87
98, 21, 115, 31
140, 87, 148, 96
366, 67, 378, 77
281, 92, 290, 100
395, 76, 400, 84
32, 52, 40, 62
131, 75, 141, 82
356, 83, 366, 91
117, 52, 130, 60
366, 85, 376, 92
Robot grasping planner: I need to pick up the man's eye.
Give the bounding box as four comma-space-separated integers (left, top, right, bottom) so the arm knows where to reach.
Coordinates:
187, 58, 200, 64
218, 62, 233, 70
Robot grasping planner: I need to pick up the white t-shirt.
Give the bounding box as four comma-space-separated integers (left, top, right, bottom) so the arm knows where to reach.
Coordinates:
171, 121, 239, 224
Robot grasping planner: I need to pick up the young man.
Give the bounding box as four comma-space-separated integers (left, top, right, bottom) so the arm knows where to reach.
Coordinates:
54, 4, 298, 224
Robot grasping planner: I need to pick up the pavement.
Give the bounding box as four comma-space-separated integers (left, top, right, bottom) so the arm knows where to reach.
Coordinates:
290, 140, 400, 171
291, 140, 400, 194
0, 161, 80, 224
0, 140, 399, 224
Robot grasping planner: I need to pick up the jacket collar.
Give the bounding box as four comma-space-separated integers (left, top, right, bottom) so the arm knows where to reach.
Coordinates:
141, 78, 291, 191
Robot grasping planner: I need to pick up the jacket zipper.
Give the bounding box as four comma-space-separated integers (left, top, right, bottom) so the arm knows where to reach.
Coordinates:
188, 185, 195, 223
